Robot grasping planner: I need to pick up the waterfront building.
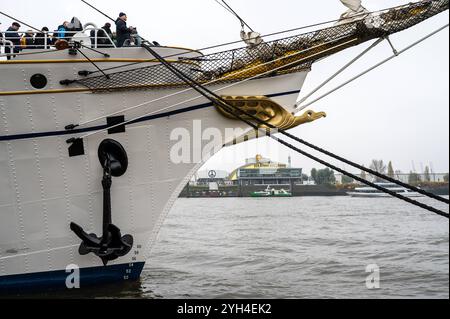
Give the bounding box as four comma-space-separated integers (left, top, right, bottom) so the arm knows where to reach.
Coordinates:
229, 155, 303, 186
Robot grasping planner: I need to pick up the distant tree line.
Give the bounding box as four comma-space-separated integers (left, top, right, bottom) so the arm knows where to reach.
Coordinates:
307, 160, 448, 185
310, 168, 336, 185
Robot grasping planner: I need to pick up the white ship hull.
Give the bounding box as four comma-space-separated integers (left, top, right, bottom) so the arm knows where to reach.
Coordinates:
0, 46, 308, 291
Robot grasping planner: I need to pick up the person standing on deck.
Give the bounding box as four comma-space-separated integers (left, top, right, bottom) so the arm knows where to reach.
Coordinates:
91, 22, 114, 48
66, 17, 83, 40
5, 22, 21, 60
55, 21, 69, 41
101, 23, 114, 46
115, 12, 132, 47
22, 30, 35, 49
35, 27, 51, 49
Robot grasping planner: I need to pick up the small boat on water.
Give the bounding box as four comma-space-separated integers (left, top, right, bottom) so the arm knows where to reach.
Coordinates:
251, 186, 292, 198
347, 183, 424, 198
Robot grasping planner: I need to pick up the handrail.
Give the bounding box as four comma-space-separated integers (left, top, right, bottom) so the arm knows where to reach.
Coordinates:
0, 26, 118, 53
84, 27, 116, 49
0, 39, 14, 55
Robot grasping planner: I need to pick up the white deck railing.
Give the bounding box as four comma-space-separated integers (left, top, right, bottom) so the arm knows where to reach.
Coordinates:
0, 24, 119, 56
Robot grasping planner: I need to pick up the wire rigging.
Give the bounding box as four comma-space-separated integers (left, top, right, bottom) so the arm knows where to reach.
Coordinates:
214, 0, 254, 31
70, 2, 419, 77
67, 24, 450, 208
142, 41, 449, 206
0, 10, 40, 32
74, 36, 351, 128
140, 42, 449, 219
214, 0, 236, 17
76, 37, 355, 138
80, 0, 116, 23
297, 24, 450, 110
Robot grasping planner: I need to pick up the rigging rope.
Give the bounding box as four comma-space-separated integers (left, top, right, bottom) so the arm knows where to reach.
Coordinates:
74, 36, 350, 128
0, 10, 40, 32
297, 24, 450, 110
214, 0, 254, 31
80, 0, 116, 23
297, 38, 385, 106
0, 48, 63, 58
214, 0, 238, 19
140, 42, 449, 219
80, 1, 413, 76
69, 28, 449, 207
75, 37, 355, 138
62, 1, 448, 129
67, 24, 450, 207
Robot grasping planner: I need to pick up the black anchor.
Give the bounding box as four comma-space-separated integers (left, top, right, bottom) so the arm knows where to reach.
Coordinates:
70, 139, 133, 266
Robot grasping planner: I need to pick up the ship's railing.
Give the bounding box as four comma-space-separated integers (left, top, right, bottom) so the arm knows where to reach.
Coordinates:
0, 24, 123, 56
1, 31, 55, 50
0, 39, 14, 51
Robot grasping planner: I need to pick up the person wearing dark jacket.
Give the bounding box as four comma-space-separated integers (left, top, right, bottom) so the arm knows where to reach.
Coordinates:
5, 22, 21, 60
66, 17, 82, 40
102, 23, 113, 42
115, 12, 132, 47
35, 27, 51, 49
23, 30, 35, 49
90, 22, 114, 48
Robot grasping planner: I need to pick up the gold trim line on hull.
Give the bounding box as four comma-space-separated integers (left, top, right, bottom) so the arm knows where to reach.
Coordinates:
0, 58, 196, 65
0, 88, 91, 96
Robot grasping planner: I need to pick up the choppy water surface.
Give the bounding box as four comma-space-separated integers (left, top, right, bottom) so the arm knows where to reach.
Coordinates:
138, 196, 449, 299
14, 196, 449, 299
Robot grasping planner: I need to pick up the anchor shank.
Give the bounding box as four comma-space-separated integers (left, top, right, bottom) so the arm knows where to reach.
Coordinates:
102, 157, 113, 243
102, 177, 112, 236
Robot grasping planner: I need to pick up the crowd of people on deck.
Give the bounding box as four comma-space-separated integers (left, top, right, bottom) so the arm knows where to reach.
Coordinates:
1, 12, 139, 59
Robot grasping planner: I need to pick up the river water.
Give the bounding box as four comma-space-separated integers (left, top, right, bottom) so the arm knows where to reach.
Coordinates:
137, 196, 448, 299
11, 196, 449, 299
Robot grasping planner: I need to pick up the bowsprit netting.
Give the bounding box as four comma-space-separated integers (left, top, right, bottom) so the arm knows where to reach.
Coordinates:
71, 0, 448, 92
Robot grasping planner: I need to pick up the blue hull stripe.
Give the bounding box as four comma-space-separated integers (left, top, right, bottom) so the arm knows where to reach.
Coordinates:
0, 90, 300, 142
0, 262, 145, 293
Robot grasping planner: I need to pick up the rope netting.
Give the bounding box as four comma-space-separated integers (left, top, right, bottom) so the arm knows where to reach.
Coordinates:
73, 0, 448, 92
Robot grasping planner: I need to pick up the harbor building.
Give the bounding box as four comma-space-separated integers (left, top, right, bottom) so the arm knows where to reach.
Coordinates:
183, 155, 307, 197
194, 170, 230, 186
229, 155, 303, 186
183, 156, 449, 198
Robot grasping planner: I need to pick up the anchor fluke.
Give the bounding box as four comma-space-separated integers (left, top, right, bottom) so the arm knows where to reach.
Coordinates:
70, 222, 133, 266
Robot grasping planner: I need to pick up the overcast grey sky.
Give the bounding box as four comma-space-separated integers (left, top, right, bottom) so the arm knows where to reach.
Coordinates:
1, 0, 449, 175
